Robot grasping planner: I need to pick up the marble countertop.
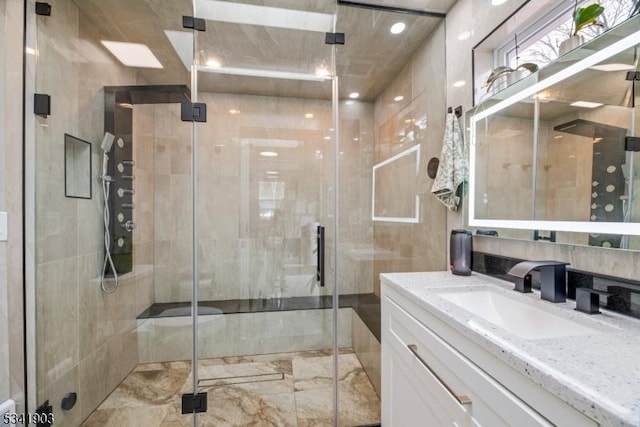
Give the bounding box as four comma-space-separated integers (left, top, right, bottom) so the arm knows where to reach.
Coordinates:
381, 271, 640, 427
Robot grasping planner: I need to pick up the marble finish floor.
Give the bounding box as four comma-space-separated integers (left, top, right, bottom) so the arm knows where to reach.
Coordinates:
82, 348, 380, 426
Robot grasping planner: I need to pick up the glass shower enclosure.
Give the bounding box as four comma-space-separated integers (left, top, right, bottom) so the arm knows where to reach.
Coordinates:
28, 0, 374, 425
189, 0, 343, 424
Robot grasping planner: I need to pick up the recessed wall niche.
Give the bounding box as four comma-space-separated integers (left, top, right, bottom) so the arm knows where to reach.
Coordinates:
64, 133, 92, 199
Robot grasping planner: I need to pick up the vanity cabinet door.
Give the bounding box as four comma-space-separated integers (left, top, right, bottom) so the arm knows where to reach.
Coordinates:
383, 327, 470, 427
383, 293, 555, 427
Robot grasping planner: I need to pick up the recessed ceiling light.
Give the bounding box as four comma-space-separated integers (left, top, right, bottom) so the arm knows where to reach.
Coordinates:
305, 113, 314, 118
394, 95, 404, 102
590, 63, 635, 72
491, 0, 508, 5
353, 137, 359, 141
229, 109, 240, 114
260, 151, 278, 157
315, 150, 322, 155
101, 41, 163, 68
315, 66, 330, 77
453, 80, 466, 87
390, 22, 406, 34
339, 151, 344, 155
554, 135, 563, 139
206, 58, 221, 68
534, 91, 550, 100
266, 170, 279, 175
457, 31, 471, 41
324, 136, 331, 140
570, 101, 603, 108
349, 92, 360, 99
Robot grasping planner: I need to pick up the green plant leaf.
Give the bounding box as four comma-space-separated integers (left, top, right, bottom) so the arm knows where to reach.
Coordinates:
485, 66, 512, 83
484, 63, 538, 92
573, 3, 605, 35
517, 63, 539, 73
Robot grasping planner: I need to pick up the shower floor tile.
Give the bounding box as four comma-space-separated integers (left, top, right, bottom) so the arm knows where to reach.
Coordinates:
81, 348, 380, 427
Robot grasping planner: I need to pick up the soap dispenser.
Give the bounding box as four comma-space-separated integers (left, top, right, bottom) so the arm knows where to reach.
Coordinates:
450, 229, 472, 276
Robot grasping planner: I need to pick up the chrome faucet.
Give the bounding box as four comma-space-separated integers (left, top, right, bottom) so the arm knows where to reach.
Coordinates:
507, 261, 570, 303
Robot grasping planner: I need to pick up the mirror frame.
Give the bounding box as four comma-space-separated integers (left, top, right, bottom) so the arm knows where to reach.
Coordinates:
469, 28, 640, 236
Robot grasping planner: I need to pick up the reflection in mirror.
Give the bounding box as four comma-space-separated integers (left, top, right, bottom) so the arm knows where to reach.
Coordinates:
535, 66, 634, 247
474, 97, 536, 224
64, 133, 92, 199
468, 21, 640, 249
372, 144, 420, 223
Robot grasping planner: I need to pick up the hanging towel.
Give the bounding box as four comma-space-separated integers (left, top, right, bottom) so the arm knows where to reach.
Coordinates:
431, 112, 468, 211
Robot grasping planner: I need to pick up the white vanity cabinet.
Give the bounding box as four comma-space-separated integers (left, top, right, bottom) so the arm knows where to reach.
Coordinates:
381, 285, 599, 427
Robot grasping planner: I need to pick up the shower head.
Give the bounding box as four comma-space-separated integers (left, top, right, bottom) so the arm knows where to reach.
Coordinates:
101, 132, 115, 153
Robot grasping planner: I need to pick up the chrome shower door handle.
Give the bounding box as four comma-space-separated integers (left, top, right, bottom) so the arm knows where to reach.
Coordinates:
317, 225, 325, 287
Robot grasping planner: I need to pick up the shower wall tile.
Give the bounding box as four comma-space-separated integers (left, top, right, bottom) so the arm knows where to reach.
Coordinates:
78, 254, 140, 360
78, 340, 110, 420
352, 312, 381, 397
36, 257, 80, 402
0, 243, 8, 400
474, 235, 640, 282
39, 366, 82, 427
79, 326, 138, 422
153, 94, 374, 303
32, 1, 156, 424
372, 23, 448, 294
76, 191, 103, 256
1, 6, 27, 413
134, 270, 155, 320
138, 308, 352, 363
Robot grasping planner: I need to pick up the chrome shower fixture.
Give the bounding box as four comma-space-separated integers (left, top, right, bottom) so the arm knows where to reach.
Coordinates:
101, 132, 115, 152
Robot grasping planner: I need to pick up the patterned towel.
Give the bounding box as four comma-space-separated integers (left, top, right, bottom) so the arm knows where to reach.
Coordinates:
431, 112, 468, 211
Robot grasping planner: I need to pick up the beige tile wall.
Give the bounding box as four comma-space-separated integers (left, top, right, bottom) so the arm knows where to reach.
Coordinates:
32, 1, 155, 424
152, 92, 375, 303
352, 313, 381, 397
138, 308, 353, 363
1, 0, 26, 416
372, 22, 448, 295
0, 0, 9, 405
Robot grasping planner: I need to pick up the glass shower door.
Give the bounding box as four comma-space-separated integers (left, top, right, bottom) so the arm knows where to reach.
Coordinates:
188, 1, 340, 424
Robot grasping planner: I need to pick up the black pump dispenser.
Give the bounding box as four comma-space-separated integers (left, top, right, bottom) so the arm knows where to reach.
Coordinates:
450, 229, 472, 276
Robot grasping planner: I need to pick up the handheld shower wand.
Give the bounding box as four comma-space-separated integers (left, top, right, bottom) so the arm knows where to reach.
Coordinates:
100, 132, 119, 293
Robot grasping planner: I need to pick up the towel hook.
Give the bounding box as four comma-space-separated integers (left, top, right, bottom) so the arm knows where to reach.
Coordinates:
447, 106, 463, 118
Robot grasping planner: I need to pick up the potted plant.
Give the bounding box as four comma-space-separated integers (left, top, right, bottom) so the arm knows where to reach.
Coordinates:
484, 63, 539, 93
558, 3, 605, 56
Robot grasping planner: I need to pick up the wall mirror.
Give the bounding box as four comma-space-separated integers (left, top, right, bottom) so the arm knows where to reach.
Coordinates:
372, 144, 420, 223
468, 15, 640, 250
64, 133, 92, 199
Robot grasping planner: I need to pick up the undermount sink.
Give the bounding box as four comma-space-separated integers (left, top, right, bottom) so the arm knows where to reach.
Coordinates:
437, 286, 606, 340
